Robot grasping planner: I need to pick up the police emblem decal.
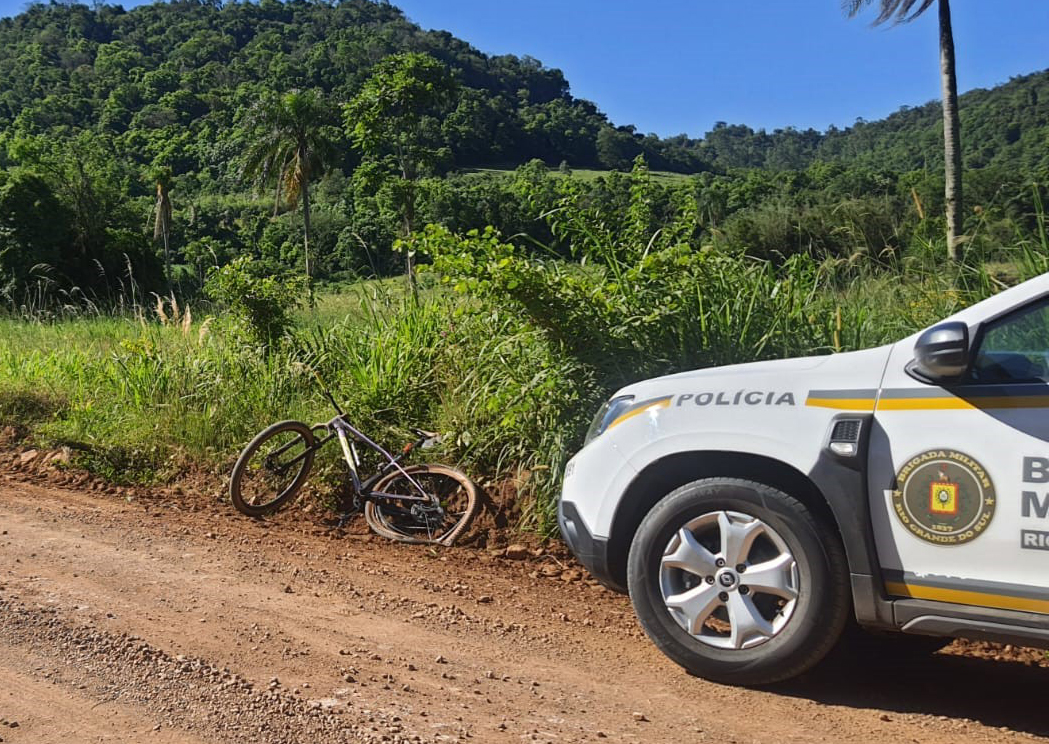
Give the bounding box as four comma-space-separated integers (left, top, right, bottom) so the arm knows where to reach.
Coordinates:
929, 479, 959, 515
892, 450, 995, 546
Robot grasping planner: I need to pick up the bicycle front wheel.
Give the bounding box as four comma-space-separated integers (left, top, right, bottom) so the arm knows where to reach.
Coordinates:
229, 420, 316, 517
364, 464, 479, 546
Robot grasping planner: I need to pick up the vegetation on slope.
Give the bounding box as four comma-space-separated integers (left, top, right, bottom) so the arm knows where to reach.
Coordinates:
0, 0, 1046, 299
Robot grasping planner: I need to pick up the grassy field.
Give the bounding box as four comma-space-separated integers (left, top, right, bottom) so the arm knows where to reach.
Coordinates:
0, 281, 582, 528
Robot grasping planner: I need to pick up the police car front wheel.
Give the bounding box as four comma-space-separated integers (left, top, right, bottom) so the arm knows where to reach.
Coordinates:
627, 477, 850, 686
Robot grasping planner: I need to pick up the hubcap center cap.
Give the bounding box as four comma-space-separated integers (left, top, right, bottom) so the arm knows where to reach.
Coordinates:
716, 569, 738, 589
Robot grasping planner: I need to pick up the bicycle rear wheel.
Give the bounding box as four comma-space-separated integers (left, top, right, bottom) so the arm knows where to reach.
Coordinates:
364, 464, 479, 546
229, 420, 316, 517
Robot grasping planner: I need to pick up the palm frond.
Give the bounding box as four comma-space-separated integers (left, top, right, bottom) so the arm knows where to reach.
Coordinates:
283, 159, 302, 209
238, 88, 339, 214
844, 0, 936, 25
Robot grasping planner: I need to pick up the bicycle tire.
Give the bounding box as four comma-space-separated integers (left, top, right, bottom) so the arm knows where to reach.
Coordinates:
364, 464, 479, 546
229, 420, 316, 517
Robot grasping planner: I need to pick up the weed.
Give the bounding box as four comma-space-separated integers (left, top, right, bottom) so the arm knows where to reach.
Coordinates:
204, 256, 305, 346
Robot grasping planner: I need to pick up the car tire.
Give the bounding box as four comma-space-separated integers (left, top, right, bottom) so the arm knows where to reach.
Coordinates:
627, 477, 850, 686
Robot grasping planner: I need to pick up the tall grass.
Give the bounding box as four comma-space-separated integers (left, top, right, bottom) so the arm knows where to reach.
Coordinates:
0, 190, 1044, 532
0, 290, 583, 524
0, 266, 997, 530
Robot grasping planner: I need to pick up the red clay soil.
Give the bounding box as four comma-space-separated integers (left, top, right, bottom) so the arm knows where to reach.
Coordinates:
0, 453, 1047, 744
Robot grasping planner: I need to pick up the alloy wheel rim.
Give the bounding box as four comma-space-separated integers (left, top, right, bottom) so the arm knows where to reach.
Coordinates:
658, 510, 800, 650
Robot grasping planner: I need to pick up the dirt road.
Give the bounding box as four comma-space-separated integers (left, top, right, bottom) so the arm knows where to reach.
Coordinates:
1, 475, 1047, 744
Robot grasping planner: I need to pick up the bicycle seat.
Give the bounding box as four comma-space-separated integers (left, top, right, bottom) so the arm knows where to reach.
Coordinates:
412, 428, 439, 439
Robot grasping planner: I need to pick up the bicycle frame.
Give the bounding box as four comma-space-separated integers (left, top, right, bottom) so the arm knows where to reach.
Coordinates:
268, 374, 434, 506
295, 415, 430, 501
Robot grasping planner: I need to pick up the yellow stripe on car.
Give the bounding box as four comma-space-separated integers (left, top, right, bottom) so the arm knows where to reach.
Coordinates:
805, 397, 876, 411
878, 395, 1049, 410
885, 581, 1049, 614
806, 390, 1049, 411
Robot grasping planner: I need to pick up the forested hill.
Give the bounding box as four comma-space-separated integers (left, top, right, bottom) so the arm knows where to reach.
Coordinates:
0, 0, 708, 175
1, 0, 1047, 180
700, 69, 1049, 174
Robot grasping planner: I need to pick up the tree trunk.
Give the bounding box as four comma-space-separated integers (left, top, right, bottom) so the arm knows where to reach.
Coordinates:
301, 170, 314, 307
155, 183, 173, 292
401, 170, 418, 300
939, 0, 963, 262
161, 226, 171, 293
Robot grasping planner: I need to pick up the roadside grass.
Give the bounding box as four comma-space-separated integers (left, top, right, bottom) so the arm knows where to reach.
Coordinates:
0, 240, 1040, 531
0, 288, 581, 518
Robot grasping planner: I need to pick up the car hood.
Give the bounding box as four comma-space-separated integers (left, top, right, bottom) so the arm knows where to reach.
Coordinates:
617, 345, 893, 400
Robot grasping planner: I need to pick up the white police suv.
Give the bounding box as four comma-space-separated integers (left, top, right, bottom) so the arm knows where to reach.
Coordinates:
559, 272, 1049, 685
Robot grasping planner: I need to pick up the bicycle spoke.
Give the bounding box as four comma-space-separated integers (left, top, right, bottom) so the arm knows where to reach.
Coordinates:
365, 466, 478, 545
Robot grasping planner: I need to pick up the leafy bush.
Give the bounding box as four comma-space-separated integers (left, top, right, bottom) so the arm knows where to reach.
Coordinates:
413, 224, 832, 388
0, 170, 71, 282
204, 256, 304, 345
719, 195, 903, 262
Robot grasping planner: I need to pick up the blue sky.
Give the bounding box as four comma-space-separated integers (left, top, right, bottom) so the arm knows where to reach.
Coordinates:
393, 0, 1049, 137
2, 0, 1046, 138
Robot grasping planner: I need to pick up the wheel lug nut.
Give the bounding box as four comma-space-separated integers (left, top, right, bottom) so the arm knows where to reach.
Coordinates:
705, 576, 715, 584
715, 558, 726, 568
718, 592, 729, 602
736, 564, 746, 573
740, 586, 750, 595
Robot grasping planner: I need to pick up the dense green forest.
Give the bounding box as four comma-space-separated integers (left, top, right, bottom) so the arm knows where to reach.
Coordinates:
683, 70, 1049, 175
0, 0, 1047, 300
2, 0, 1047, 176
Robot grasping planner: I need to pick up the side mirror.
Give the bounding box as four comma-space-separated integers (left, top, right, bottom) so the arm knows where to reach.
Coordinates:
912, 321, 970, 381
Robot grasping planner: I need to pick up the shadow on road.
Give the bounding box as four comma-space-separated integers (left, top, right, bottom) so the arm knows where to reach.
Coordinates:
774, 650, 1049, 737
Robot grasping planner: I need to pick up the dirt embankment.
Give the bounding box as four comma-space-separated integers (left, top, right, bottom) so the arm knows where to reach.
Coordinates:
1, 468, 1048, 744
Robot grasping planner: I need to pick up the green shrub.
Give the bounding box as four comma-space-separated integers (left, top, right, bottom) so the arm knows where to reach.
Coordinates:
414, 223, 832, 385
204, 256, 305, 345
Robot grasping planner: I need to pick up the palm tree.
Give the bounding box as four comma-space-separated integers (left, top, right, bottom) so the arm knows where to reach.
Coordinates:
152, 170, 173, 291
243, 89, 339, 299
845, 0, 963, 261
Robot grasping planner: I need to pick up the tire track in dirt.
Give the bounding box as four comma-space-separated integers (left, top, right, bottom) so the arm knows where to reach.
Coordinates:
0, 599, 418, 743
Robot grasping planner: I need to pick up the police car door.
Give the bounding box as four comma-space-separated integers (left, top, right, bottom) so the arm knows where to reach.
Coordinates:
868, 297, 1049, 616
